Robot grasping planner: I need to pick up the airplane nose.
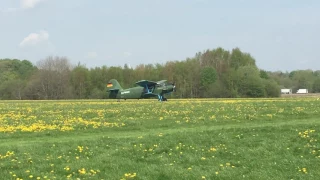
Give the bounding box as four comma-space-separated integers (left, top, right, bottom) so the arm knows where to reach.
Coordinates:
171, 82, 176, 91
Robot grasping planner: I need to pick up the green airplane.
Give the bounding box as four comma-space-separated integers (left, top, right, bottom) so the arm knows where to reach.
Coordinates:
106, 79, 176, 101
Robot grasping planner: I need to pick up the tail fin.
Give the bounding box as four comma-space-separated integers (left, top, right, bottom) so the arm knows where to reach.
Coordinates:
106, 79, 123, 91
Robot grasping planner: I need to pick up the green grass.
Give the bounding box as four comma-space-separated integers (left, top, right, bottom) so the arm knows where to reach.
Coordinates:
0, 98, 319, 179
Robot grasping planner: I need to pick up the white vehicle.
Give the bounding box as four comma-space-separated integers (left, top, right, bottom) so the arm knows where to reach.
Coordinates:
281, 89, 292, 94
296, 89, 308, 94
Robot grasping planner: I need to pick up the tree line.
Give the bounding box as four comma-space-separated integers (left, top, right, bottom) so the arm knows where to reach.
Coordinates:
1, 47, 319, 100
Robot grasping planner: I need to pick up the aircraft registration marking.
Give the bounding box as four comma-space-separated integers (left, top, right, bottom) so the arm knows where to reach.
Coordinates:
121, 91, 130, 94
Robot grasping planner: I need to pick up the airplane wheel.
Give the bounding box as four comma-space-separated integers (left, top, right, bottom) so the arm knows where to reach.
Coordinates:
163, 98, 167, 101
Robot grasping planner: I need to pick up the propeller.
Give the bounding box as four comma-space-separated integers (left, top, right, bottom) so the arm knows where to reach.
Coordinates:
171, 81, 176, 92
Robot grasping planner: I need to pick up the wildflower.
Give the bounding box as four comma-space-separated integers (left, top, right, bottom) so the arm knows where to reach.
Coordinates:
300, 168, 307, 174
131, 173, 137, 178
90, 169, 96, 174
78, 168, 86, 174
77, 146, 83, 153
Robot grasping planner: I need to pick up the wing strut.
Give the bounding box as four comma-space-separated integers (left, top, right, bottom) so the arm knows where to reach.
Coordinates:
145, 84, 151, 93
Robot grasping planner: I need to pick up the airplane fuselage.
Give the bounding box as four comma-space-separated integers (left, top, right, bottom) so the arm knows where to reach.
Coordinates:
108, 86, 144, 99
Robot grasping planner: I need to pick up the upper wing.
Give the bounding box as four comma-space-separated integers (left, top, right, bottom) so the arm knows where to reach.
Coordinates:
135, 80, 158, 87
156, 80, 167, 84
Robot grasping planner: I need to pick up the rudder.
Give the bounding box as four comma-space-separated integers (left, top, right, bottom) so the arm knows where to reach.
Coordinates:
106, 79, 123, 90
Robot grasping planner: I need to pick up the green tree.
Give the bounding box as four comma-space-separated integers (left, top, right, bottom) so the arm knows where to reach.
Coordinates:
230, 48, 256, 70
263, 79, 280, 97
0, 59, 37, 99
313, 78, 320, 93
71, 64, 90, 99
260, 70, 269, 79
200, 67, 217, 86
200, 66, 217, 97
291, 70, 314, 92
236, 66, 265, 97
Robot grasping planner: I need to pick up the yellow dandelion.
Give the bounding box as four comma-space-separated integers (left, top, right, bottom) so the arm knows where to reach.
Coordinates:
130, 173, 137, 178
302, 168, 307, 174
78, 168, 86, 174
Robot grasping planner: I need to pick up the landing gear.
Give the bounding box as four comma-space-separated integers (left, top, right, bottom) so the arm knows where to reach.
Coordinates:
158, 95, 167, 102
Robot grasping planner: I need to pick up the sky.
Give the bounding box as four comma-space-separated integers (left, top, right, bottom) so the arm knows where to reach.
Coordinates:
0, 0, 319, 71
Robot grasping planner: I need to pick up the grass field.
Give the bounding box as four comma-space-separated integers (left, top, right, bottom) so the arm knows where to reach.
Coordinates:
0, 98, 319, 180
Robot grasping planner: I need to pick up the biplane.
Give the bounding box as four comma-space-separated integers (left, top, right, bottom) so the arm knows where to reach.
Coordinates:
106, 79, 176, 101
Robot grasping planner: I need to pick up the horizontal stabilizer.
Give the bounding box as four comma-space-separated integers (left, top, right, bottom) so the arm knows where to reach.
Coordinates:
107, 88, 119, 92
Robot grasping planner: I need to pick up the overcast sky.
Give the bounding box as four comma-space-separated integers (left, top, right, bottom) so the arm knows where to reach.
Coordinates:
1, 0, 319, 71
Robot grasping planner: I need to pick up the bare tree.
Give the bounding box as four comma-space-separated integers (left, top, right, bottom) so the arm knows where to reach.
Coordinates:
35, 56, 72, 99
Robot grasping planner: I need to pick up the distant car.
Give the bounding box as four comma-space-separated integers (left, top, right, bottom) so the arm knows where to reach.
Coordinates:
296, 89, 308, 94
281, 89, 292, 94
